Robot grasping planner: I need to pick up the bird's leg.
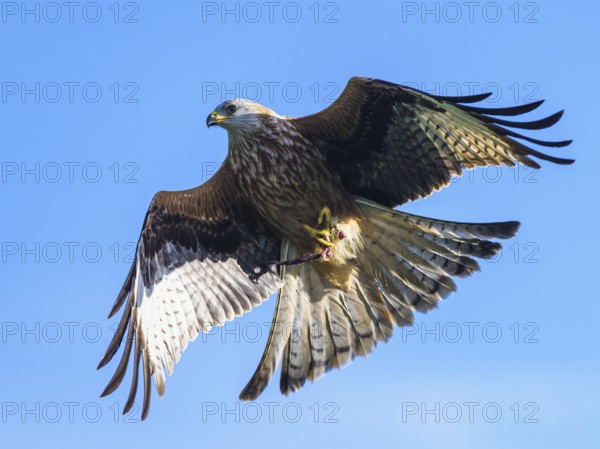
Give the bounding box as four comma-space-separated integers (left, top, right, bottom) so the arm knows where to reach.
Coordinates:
303, 207, 345, 259
304, 207, 335, 248
318, 206, 332, 230
267, 208, 347, 269
303, 226, 335, 248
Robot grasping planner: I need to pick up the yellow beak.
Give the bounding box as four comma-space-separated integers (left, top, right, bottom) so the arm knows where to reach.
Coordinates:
206, 111, 229, 127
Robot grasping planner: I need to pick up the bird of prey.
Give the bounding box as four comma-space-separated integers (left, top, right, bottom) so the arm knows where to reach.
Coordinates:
98, 76, 573, 420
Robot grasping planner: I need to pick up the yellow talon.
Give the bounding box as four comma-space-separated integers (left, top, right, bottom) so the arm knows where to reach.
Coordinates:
303, 224, 330, 238
316, 238, 334, 248
317, 206, 332, 229
304, 206, 338, 249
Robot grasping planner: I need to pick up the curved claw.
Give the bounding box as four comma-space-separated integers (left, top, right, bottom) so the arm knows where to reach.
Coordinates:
317, 206, 332, 229
304, 206, 339, 249
303, 225, 335, 247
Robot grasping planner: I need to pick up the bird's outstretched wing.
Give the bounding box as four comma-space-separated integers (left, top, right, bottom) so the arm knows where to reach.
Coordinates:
97, 164, 282, 420
292, 76, 573, 207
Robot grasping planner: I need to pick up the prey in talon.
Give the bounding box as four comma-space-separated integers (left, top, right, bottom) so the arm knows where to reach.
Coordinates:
303, 206, 347, 259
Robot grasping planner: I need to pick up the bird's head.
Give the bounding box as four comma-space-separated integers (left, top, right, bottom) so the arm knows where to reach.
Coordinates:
206, 99, 280, 134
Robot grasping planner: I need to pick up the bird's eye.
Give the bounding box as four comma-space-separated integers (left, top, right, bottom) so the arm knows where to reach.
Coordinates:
227, 104, 237, 114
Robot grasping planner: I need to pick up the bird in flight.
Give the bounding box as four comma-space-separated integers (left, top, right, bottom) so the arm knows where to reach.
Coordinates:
97, 77, 573, 420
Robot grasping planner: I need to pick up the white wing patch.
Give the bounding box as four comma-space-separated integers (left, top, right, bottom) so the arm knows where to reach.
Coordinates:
134, 244, 283, 398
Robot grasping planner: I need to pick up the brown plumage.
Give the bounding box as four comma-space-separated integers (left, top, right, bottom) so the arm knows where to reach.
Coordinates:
98, 76, 573, 419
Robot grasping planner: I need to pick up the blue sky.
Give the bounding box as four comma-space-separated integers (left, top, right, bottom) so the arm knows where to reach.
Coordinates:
1, 1, 598, 447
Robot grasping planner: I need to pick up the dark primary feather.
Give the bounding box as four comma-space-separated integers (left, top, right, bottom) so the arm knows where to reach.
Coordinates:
97, 164, 282, 420
292, 76, 573, 207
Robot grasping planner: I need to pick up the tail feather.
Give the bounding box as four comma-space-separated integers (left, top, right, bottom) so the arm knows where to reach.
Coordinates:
240, 198, 519, 400
280, 271, 312, 392
238, 241, 301, 400
304, 272, 334, 380
324, 291, 355, 370
337, 275, 379, 356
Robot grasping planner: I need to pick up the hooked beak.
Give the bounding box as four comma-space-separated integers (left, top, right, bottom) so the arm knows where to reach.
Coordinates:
206, 111, 228, 128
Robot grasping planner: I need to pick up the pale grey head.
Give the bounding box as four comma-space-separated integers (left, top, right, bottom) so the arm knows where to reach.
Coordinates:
206, 99, 281, 134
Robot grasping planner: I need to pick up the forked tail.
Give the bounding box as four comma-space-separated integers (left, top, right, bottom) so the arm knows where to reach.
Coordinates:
239, 197, 519, 400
